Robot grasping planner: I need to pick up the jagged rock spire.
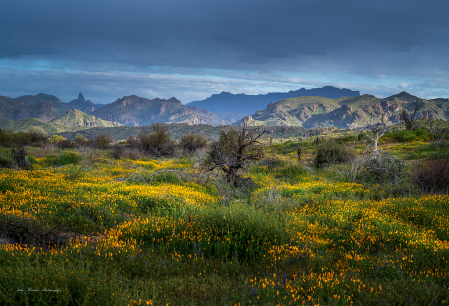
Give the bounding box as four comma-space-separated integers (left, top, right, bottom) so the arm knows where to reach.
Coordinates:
78, 93, 85, 102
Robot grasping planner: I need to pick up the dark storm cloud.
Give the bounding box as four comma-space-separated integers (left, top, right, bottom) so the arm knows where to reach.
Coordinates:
2, 0, 449, 76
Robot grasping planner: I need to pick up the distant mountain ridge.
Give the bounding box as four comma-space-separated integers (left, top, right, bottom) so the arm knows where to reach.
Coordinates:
186, 86, 360, 121
0, 95, 61, 122
91, 95, 226, 126
244, 91, 448, 129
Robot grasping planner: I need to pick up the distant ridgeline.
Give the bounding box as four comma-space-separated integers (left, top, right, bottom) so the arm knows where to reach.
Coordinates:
241, 91, 449, 129
2, 88, 449, 136
186, 86, 360, 121
0, 93, 226, 128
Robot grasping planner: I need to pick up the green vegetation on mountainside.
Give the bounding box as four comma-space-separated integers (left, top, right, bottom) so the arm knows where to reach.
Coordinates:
49, 109, 122, 128
246, 93, 449, 129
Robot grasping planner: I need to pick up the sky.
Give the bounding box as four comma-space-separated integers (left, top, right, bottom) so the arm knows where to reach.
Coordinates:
1, 0, 449, 105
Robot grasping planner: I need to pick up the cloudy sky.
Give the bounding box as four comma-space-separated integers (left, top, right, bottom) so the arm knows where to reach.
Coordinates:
1, 0, 449, 104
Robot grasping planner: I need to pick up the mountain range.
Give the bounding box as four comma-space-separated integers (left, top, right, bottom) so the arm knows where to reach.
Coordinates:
1, 93, 225, 127
244, 91, 448, 129
1, 87, 449, 135
90, 95, 225, 126
186, 86, 360, 121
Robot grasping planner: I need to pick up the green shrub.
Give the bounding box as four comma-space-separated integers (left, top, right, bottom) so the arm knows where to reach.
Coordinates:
339, 135, 357, 142
73, 133, 88, 147
0, 149, 14, 169
313, 140, 356, 168
179, 133, 208, 154
88, 133, 113, 149
414, 128, 429, 138
48, 134, 67, 143
139, 124, 175, 157
395, 130, 417, 142
383, 131, 393, 138
275, 163, 310, 180
47, 152, 81, 166
26, 155, 37, 165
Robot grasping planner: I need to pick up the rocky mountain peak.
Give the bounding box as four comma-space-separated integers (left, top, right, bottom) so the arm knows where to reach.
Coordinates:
78, 93, 85, 102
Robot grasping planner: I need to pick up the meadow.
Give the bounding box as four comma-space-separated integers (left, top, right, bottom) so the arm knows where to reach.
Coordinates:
0, 127, 448, 306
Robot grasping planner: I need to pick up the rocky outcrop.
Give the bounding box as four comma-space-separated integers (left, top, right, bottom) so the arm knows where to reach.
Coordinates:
78, 93, 86, 102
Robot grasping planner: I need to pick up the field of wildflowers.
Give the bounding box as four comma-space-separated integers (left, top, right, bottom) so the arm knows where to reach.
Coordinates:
0, 133, 448, 305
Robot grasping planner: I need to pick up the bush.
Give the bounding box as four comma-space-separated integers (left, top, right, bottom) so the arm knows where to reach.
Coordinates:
126, 136, 140, 148
415, 128, 429, 138
339, 135, 357, 143
395, 130, 417, 142
48, 134, 67, 144
73, 134, 88, 147
27, 127, 47, 145
0, 129, 44, 147
88, 133, 113, 149
57, 139, 73, 149
139, 124, 176, 157
0, 151, 14, 169
313, 140, 356, 168
411, 159, 449, 194
112, 144, 144, 160
46, 152, 81, 166
363, 153, 406, 185
179, 133, 208, 154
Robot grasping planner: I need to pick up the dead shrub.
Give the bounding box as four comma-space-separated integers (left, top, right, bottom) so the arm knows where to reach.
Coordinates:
411, 159, 449, 194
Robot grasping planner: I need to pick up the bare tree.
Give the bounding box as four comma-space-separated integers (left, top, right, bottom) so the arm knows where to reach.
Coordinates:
357, 113, 390, 158
203, 119, 266, 186
399, 99, 424, 131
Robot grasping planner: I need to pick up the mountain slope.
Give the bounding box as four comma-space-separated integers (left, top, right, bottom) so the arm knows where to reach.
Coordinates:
245, 92, 445, 129
0, 96, 62, 122
0, 118, 92, 134
91, 95, 225, 126
49, 109, 122, 127
15, 93, 71, 114
186, 86, 360, 121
